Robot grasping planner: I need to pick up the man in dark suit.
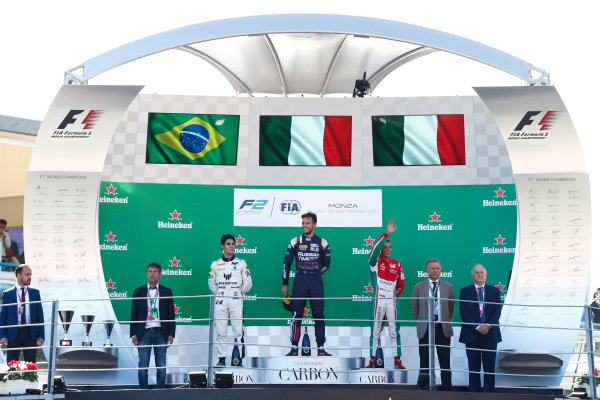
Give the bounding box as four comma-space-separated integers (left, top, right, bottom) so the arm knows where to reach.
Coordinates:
412, 258, 454, 391
130, 262, 175, 389
0, 264, 45, 362
459, 264, 502, 392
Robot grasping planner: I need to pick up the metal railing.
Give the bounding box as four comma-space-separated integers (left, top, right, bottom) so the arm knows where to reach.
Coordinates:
1, 293, 598, 397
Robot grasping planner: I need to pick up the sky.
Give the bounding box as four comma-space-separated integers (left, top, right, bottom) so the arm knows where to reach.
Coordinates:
1, 0, 599, 284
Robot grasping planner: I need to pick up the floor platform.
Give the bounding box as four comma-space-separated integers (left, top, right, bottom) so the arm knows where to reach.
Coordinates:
63, 385, 565, 400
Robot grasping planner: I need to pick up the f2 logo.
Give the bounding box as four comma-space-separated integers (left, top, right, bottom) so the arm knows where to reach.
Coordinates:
58, 110, 105, 130
239, 200, 268, 210
514, 111, 559, 131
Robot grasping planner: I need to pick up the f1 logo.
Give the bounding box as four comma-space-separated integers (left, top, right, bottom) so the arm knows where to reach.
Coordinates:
239, 200, 268, 210
514, 111, 559, 131
58, 110, 105, 130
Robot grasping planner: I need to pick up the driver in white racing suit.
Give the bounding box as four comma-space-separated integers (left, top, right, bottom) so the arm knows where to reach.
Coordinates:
208, 234, 252, 366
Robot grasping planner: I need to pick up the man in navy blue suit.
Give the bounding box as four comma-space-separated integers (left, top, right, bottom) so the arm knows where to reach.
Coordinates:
0, 264, 45, 363
459, 264, 502, 392
130, 262, 175, 389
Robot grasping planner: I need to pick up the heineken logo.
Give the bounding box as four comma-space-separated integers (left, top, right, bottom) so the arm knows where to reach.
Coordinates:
353, 236, 374, 255
352, 282, 374, 301
173, 304, 192, 323
418, 270, 453, 278
482, 234, 515, 254
352, 248, 369, 255
233, 235, 258, 254
99, 184, 129, 204
100, 231, 128, 251
495, 282, 506, 292
163, 268, 192, 276
158, 209, 193, 229
106, 279, 128, 297
417, 211, 453, 231
162, 256, 192, 276
482, 187, 517, 207
494, 235, 505, 245
234, 247, 257, 254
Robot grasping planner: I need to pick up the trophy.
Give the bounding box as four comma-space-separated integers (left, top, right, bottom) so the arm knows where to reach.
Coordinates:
81, 315, 95, 346
103, 320, 115, 346
58, 310, 74, 346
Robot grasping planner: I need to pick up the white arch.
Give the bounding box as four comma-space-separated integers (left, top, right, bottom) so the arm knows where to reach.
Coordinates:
65, 14, 548, 95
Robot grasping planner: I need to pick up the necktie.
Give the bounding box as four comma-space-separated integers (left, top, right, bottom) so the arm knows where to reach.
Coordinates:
20, 287, 26, 325
431, 282, 439, 321
477, 286, 485, 322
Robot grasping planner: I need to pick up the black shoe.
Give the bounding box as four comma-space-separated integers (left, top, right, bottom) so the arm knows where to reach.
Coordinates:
317, 347, 331, 356
216, 357, 226, 367
285, 347, 299, 356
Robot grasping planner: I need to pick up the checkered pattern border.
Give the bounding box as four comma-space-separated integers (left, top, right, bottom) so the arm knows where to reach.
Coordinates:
102, 95, 513, 187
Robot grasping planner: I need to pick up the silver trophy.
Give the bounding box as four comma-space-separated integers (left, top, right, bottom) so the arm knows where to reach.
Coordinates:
81, 315, 95, 346
58, 310, 74, 346
103, 320, 115, 346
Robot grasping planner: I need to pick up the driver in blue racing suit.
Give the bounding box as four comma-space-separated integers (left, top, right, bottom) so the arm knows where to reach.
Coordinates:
281, 212, 331, 356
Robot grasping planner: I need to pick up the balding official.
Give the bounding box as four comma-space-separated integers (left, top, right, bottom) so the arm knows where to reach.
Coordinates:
0, 265, 45, 363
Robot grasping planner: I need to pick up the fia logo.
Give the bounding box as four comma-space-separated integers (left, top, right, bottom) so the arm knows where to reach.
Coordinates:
58, 110, 105, 130
514, 111, 559, 131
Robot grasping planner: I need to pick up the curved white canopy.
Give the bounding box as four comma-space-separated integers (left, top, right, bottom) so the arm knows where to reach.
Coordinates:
65, 14, 549, 95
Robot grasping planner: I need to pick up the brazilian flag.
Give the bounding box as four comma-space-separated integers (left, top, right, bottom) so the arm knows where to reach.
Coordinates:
146, 113, 240, 165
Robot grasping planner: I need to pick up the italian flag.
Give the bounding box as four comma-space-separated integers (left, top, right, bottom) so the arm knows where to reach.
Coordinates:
372, 115, 465, 166
260, 116, 352, 166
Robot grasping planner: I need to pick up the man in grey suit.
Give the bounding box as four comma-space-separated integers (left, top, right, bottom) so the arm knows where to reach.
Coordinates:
412, 258, 455, 391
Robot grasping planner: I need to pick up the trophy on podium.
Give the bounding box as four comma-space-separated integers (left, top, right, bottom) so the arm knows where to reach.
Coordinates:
103, 320, 115, 346
81, 315, 95, 346
58, 310, 74, 346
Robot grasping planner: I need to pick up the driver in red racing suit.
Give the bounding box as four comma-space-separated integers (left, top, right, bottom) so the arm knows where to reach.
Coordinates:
366, 219, 405, 369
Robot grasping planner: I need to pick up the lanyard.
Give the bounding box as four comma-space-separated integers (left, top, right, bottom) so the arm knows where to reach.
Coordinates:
147, 287, 159, 308
17, 286, 28, 303
430, 281, 439, 308
477, 286, 485, 316
17, 286, 27, 317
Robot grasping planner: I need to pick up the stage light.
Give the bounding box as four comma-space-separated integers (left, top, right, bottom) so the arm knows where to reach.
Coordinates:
352, 71, 370, 98
214, 371, 234, 388
188, 371, 208, 388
